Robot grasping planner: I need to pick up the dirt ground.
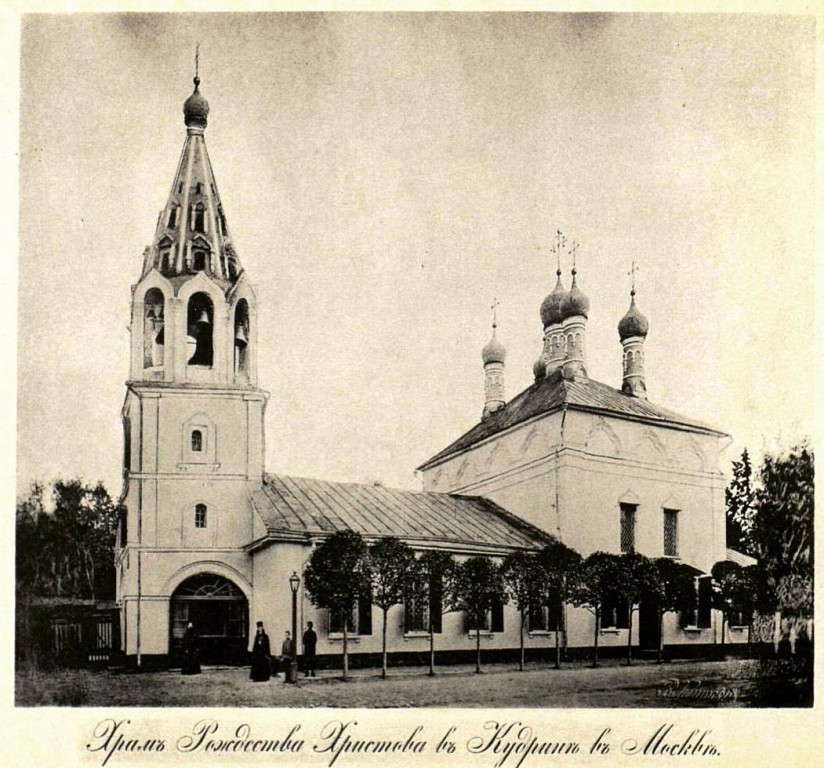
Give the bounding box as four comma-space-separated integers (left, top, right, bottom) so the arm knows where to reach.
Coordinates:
16, 658, 763, 708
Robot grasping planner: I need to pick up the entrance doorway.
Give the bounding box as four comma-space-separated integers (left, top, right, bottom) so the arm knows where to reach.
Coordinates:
638, 601, 661, 652
169, 573, 248, 666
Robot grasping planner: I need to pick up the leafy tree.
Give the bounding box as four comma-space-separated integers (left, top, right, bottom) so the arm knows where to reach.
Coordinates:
726, 448, 757, 556
652, 558, 698, 663
536, 540, 582, 669
16, 479, 120, 601
618, 553, 659, 666
571, 552, 624, 668
450, 556, 507, 673
412, 550, 458, 676
750, 442, 814, 619
501, 551, 544, 671
368, 537, 416, 678
303, 530, 372, 680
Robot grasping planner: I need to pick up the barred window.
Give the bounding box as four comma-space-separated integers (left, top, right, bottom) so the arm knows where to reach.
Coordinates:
681, 576, 713, 629
529, 594, 562, 632
191, 430, 203, 452
405, 575, 443, 634
329, 597, 372, 635
601, 595, 629, 629
664, 509, 679, 557
194, 503, 207, 529
620, 503, 636, 554
465, 597, 505, 633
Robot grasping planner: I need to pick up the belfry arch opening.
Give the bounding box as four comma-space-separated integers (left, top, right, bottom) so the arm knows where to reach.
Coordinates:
186, 293, 214, 367
234, 299, 249, 376
169, 573, 248, 666
143, 288, 165, 368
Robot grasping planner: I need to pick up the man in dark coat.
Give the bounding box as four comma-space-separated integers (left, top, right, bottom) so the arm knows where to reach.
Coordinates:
302, 621, 317, 677
249, 621, 271, 682
181, 622, 201, 675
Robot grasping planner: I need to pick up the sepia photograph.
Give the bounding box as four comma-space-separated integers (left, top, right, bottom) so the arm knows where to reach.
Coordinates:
12, 7, 814, 731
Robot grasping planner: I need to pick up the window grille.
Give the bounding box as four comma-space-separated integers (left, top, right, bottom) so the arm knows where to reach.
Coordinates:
620, 503, 636, 553
664, 509, 679, 556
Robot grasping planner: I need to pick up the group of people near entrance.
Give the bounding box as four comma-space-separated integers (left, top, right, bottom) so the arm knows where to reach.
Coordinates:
180, 620, 318, 680
250, 621, 318, 681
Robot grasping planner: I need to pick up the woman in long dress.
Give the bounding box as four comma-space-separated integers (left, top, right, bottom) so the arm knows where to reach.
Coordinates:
181, 622, 201, 675
250, 622, 271, 682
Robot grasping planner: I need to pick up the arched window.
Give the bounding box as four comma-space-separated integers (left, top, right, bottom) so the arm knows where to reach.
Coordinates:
193, 250, 206, 271
143, 288, 165, 368
195, 182, 202, 195
168, 206, 178, 229
187, 292, 214, 367
195, 504, 207, 529
234, 299, 250, 376
191, 430, 203, 452
193, 204, 205, 233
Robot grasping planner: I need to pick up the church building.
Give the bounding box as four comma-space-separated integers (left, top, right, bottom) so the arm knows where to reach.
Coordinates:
116, 76, 741, 668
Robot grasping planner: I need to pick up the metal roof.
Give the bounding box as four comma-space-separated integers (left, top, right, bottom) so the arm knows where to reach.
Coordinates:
250, 474, 553, 551
419, 369, 727, 469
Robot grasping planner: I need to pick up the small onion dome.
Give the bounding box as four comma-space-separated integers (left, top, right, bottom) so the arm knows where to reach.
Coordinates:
618, 291, 649, 340
482, 327, 506, 365
183, 77, 210, 128
533, 356, 546, 381
561, 270, 590, 320
540, 272, 567, 328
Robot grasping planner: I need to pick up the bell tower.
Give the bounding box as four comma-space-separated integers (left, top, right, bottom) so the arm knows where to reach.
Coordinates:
117, 71, 267, 666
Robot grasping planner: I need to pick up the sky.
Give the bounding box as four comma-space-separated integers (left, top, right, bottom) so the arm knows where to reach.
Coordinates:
16, 12, 816, 498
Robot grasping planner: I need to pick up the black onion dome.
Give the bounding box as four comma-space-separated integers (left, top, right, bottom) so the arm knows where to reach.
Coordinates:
183, 77, 209, 128
618, 293, 649, 340
561, 272, 590, 320
539, 272, 566, 328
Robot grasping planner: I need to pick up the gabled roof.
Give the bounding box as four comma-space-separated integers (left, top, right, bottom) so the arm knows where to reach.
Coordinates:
419, 369, 727, 470
726, 548, 758, 567
249, 474, 554, 551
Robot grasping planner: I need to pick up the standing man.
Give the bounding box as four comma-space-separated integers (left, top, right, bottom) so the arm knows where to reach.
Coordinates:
303, 621, 318, 677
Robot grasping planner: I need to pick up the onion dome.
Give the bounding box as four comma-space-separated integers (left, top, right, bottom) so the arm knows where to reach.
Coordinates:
561, 269, 590, 320
183, 77, 210, 128
618, 290, 649, 340
482, 325, 506, 365
540, 271, 567, 328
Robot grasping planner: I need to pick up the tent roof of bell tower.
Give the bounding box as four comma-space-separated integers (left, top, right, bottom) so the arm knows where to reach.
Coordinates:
139, 76, 245, 290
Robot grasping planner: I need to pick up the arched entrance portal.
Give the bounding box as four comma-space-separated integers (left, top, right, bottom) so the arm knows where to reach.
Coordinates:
170, 573, 248, 666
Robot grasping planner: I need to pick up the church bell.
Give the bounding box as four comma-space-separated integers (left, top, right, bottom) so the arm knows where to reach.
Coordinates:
195, 308, 211, 326
234, 324, 248, 347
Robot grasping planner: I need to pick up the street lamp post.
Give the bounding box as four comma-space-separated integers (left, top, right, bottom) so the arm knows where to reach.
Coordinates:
288, 571, 300, 685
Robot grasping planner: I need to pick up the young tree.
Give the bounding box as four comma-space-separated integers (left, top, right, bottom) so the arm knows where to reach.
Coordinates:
303, 530, 372, 680
536, 540, 582, 669
368, 537, 416, 678
571, 552, 624, 668
451, 556, 507, 673
726, 448, 757, 556
501, 551, 544, 671
652, 558, 698, 663
618, 553, 659, 666
413, 550, 458, 676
